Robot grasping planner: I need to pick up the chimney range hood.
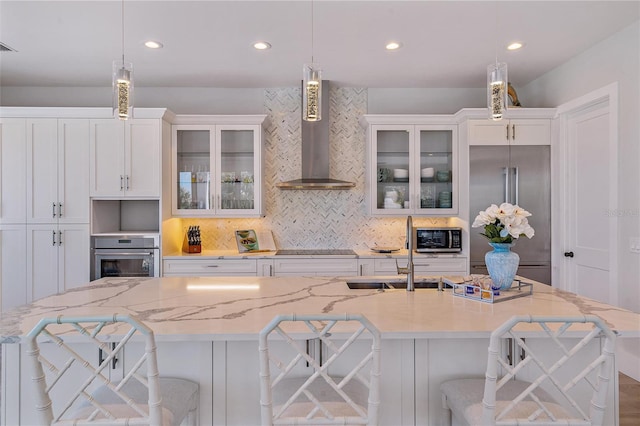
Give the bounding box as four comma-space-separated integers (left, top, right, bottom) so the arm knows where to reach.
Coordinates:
276, 81, 355, 190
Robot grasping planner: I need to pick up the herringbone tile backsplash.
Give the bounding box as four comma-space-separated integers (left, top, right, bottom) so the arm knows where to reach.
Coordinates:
181, 87, 450, 250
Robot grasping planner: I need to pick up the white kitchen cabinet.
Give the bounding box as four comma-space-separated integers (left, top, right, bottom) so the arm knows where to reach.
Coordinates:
467, 118, 550, 146
361, 116, 459, 216
357, 258, 375, 276
163, 258, 258, 276
26, 224, 90, 302
0, 118, 27, 224
90, 119, 161, 197
273, 258, 359, 277
27, 119, 90, 224
0, 225, 27, 312
171, 115, 266, 218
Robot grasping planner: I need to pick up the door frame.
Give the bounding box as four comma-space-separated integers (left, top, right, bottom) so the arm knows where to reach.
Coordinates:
552, 82, 619, 303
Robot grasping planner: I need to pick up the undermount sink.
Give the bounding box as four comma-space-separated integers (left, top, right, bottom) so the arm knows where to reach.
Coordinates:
346, 278, 442, 290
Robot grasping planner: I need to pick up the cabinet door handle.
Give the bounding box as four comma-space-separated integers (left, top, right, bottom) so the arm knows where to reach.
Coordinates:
206, 265, 219, 268
120, 175, 124, 190
512, 124, 516, 140
126, 175, 130, 190
58, 230, 63, 246
52, 230, 56, 246
506, 125, 510, 141
52, 202, 57, 218
58, 202, 63, 218
270, 264, 273, 276
360, 264, 363, 276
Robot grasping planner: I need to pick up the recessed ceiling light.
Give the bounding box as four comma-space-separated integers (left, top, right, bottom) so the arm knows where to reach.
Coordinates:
507, 42, 524, 51
253, 41, 272, 50
385, 41, 402, 50
144, 40, 163, 49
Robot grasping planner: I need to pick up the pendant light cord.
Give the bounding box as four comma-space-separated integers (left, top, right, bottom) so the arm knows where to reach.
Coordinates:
310, 0, 314, 63
121, 0, 125, 64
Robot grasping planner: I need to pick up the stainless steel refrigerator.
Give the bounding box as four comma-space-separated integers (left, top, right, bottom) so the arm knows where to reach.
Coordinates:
469, 145, 551, 284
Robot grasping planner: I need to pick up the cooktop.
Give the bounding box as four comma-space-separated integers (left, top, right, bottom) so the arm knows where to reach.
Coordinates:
275, 249, 357, 256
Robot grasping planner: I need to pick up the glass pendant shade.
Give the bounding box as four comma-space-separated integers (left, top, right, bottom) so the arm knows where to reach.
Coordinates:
113, 60, 134, 120
302, 63, 322, 121
487, 62, 507, 121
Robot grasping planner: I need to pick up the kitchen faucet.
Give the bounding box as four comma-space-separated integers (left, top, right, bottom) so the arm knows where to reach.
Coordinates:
396, 215, 415, 291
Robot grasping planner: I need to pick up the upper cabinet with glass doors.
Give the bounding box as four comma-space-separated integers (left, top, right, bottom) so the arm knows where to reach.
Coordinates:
361, 115, 458, 216
171, 116, 266, 217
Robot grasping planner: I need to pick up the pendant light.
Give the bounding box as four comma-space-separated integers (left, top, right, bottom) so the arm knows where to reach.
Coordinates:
487, 61, 507, 121
487, 2, 506, 121
113, 0, 133, 120
302, 0, 321, 122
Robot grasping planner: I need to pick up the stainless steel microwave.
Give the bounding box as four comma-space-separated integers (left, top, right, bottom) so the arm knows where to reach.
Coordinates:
415, 228, 462, 253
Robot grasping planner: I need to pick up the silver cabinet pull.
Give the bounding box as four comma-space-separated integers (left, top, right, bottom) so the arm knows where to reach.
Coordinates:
52, 230, 56, 246
513, 167, 519, 206
58, 202, 63, 218
125, 175, 130, 190
52, 202, 57, 218
120, 175, 124, 190
270, 264, 273, 276
58, 230, 62, 246
512, 124, 516, 140
503, 167, 509, 203
506, 125, 510, 140
206, 265, 219, 268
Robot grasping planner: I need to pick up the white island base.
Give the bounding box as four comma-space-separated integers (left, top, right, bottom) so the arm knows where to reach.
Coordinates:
2, 276, 639, 425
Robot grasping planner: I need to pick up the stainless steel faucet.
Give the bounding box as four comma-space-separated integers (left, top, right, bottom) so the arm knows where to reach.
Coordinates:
396, 215, 415, 291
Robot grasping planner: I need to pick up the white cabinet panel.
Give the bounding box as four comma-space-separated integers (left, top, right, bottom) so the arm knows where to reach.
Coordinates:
27, 119, 90, 224
27, 224, 90, 302
372, 256, 467, 275
273, 258, 358, 276
0, 225, 27, 312
90, 119, 160, 197
0, 119, 27, 224
125, 120, 161, 197
468, 118, 550, 146
163, 258, 257, 276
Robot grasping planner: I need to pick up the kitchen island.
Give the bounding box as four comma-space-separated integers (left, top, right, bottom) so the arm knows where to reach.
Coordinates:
2, 275, 639, 425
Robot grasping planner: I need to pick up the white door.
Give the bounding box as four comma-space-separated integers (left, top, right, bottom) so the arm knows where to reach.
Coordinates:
563, 99, 616, 304
27, 225, 60, 302
90, 119, 125, 197
0, 118, 27, 224
26, 119, 59, 224
125, 119, 160, 197
58, 119, 90, 224
58, 224, 90, 291
0, 225, 27, 312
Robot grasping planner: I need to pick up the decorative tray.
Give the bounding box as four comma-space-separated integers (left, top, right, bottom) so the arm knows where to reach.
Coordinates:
443, 276, 533, 303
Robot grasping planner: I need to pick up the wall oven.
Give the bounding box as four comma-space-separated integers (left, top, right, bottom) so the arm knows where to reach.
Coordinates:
90, 235, 160, 281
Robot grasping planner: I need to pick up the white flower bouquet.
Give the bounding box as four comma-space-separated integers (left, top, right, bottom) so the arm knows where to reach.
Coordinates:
472, 202, 535, 244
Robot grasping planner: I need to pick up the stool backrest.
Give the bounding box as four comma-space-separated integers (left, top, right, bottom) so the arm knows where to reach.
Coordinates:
259, 313, 381, 425
24, 314, 162, 425
482, 315, 617, 425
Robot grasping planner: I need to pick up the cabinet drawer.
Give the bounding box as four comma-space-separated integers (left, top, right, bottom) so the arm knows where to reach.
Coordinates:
274, 258, 358, 276
163, 259, 257, 276
374, 257, 467, 274
413, 257, 467, 273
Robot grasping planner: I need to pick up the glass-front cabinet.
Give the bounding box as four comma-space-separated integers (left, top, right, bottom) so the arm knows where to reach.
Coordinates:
171, 116, 265, 217
363, 116, 458, 216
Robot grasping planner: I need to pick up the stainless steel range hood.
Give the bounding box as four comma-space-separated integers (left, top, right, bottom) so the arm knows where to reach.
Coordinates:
276, 81, 355, 190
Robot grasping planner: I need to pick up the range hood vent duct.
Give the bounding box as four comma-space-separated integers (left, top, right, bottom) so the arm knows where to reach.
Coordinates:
276, 81, 355, 190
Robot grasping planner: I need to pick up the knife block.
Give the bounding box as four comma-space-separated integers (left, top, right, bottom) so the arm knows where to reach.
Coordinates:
183, 226, 202, 253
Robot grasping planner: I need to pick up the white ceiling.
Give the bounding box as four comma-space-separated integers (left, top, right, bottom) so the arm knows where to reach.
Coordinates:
1, 1, 638, 89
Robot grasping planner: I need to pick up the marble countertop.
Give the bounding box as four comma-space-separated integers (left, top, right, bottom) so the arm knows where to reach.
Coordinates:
1, 276, 638, 344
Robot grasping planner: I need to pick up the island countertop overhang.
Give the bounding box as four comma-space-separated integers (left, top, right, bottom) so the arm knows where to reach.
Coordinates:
1, 275, 638, 343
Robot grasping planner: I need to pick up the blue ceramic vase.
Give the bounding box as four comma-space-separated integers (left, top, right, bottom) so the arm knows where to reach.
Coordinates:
485, 242, 519, 291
